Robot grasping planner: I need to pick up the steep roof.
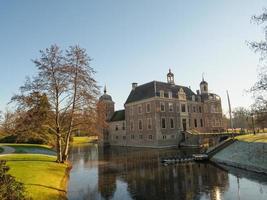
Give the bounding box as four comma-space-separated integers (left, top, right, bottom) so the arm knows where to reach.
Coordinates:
125, 81, 196, 104
110, 110, 125, 122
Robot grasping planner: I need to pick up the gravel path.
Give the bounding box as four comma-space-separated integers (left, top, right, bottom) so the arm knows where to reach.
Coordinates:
0, 146, 15, 155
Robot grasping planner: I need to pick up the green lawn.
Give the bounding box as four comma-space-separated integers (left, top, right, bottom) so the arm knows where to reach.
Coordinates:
72, 136, 97, 144
0, 154, 69, 200
236, 133, 267, 143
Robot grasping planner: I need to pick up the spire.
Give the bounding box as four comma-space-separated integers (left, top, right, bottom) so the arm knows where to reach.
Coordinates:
202, 72, 204, 82
104, 85, 107, 94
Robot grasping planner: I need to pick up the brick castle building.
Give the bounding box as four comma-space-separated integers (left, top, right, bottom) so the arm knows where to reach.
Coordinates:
99, 70, 223, 148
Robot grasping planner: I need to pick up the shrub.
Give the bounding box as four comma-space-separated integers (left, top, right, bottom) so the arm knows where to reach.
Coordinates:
0, 161, 26, 200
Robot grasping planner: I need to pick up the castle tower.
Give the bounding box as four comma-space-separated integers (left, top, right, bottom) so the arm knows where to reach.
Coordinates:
200, 76, 208, 94
167, 69, 175, 84
99, 85, 115, 121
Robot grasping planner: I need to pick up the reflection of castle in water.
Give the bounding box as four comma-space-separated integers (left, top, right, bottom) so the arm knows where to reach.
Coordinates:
97, 146, 229, 200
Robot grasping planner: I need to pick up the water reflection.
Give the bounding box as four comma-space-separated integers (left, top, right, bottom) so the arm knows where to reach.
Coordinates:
68, 144, 267, 200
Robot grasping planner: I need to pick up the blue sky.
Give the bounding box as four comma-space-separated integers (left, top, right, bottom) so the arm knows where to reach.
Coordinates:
0, 0, 266, 113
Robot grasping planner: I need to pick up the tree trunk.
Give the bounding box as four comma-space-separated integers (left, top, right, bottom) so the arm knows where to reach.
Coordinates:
62, 67, 78, 162
56, 131, 63, 163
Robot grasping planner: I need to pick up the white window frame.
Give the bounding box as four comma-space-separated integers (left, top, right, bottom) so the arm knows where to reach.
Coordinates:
169, 103, 174, 112
138, 105, 142, 114
146, 103, 151, 113
161, 117, 166, 129
168, 91, 172, 99
160, 90, 164, 98
147, 118, 152, 130
130, 120, 134, 131
170, 117, 175, 129
138, 119, 143, 130
160, 102, 165, 112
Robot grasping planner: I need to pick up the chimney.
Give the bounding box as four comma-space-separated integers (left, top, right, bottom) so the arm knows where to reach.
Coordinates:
132, 83, 138, 90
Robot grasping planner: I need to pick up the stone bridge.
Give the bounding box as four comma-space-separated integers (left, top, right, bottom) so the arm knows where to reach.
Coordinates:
180, 131, 245, 148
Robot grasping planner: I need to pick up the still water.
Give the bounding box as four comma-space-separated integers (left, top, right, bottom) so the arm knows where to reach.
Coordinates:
67, 143, 267, 200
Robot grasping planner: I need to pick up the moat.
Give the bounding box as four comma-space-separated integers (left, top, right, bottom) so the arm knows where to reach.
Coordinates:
67, 144, 267, 200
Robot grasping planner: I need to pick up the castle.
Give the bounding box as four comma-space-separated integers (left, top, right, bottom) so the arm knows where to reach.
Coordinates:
99, 70, 223, 148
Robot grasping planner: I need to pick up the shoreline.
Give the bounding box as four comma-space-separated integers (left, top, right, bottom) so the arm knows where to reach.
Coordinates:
210, 135, 267, 175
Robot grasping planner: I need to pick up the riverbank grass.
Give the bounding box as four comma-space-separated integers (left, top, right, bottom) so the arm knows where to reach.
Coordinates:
236, 133, 267, 143
0, 154, 69, 200
72, 136, 97, 144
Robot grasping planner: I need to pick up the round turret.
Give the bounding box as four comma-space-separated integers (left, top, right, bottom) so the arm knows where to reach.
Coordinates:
99, 85, 115, 121
99, 85, 113, 102
200, 77, 208, 94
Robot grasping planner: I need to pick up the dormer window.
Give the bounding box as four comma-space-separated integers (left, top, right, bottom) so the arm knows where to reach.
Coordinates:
160, 90, 164, 98
178, 88, 186, 100
192, 95, 195, 101
138, 105, 142, 114
168, 91, 172, 99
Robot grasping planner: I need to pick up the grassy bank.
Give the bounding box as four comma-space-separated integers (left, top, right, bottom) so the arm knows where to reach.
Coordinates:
236, 133, 267, 143
72, 136, 97, 144
0, 144, 70, 199
0, 154, 69, 200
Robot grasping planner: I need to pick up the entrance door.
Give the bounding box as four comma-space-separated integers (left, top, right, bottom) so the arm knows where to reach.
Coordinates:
182, 119, 187, 131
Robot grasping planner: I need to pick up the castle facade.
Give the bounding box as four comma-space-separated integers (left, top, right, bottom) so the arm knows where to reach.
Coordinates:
99, 70, 223, 148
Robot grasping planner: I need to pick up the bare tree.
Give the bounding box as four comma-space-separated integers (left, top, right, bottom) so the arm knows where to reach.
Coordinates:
32, 45, 67, 162
12, 44, 99, 162
62, 45, 99, 161
249, 9, 267, 129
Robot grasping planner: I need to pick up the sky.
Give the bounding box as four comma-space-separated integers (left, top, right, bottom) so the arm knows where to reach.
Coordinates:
0, 0, 266, 114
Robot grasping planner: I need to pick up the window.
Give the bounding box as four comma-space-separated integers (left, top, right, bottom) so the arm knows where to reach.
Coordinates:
200, 119, 203, 127
194, 119, 198, 128
171, 135, 175, 139
138, 105, 142, 114
176, 104, 180, 112
211, 105, 215, 113
163, 135, 167, 140
115, 136, 119, 140
139, 135, 143, 139
168, 91, 172, 99
130, 120, 134, 131
170, 118, 174, 129
160, 90, 164, 98
160, 102, 165, 112
199, 106, 202, 113
161, 118, 166, 129
115, 125, 119, 131
189, 119, 191, 128
147, 118, 152, 130
123, 136, 126, 140
122, 122, 125, 130
131, 135, 134, 139
181, 104, 186, 112
138, 119, 143, 130
192, 95, 195, 101
146, 103, 151, 113
193, 106, 196, 113
169, 103, 174, 112
149, 135, 153, 140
